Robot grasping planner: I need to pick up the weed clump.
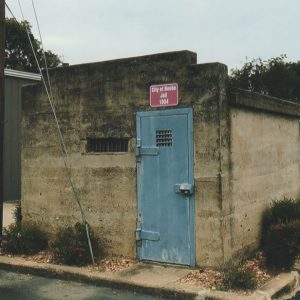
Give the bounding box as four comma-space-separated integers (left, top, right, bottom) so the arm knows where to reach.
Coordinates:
2, 223, 48, 255
51, 222, 100, 266
221, 265, 257, 290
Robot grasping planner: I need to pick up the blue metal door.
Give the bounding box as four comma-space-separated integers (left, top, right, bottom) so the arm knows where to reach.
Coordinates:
136, 108, 195, 266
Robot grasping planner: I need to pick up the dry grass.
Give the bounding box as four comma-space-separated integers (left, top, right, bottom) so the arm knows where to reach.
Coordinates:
21, 250, 137, 272
87, 257, 137, 272
178, 254, 274, 291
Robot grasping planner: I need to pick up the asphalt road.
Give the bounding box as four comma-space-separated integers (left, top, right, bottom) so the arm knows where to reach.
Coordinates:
0, 269, 168, 300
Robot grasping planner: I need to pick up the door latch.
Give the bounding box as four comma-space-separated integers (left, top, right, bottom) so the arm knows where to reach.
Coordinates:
174, 183, 194, 195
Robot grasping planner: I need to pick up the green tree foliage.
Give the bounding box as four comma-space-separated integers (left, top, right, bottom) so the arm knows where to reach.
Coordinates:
5, 18, 62, 72
230, 55, 300, 103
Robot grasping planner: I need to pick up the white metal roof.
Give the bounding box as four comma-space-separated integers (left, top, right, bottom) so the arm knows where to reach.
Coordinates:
4, 69, 41, 81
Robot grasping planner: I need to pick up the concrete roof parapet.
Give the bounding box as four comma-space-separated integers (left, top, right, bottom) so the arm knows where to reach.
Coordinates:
230, 88, 300, 117
50, 50, 198, 72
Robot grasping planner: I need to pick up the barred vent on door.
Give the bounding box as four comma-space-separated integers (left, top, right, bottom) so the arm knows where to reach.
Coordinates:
156, 130, 173, 147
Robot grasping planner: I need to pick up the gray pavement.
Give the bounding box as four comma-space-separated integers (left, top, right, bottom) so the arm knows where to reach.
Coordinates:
0, 255, 299, 300
0, 269, 168, 300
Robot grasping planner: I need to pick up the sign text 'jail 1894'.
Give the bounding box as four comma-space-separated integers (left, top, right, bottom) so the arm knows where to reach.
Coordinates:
150, 83, 178, 107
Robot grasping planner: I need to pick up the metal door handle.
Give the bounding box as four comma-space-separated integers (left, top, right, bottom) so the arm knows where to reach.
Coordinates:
174, 183, 194, 195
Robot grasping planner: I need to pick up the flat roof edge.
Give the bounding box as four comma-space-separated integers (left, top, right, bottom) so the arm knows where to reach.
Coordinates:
230, 88, 300, 118
4, 69, 41, 81
50, 50, 197, 71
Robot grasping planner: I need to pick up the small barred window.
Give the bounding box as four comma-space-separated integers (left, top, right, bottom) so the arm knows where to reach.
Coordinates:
156, 130, 173, 147
86, 138, 129, 153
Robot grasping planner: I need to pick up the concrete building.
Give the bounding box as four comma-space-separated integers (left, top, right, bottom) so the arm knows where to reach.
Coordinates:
4, 69, 41, 201
21, 51, 300, 267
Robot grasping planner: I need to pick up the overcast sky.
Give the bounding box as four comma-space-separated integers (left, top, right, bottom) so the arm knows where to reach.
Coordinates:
5, 0, 300, 71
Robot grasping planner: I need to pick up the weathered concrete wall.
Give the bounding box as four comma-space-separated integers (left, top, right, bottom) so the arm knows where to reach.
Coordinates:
227, 89, 300, 259
22, 50, 229, 265
191, 63, 230, 266
22, 51, 300, 267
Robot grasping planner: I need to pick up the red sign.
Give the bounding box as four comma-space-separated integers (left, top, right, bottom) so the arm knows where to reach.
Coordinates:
150, 83, 178, 107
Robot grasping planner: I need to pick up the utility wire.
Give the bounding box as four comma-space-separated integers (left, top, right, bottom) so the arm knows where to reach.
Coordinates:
29, 3, 68, 159
14, 0, 95, 264
31, 0, 56, 127
5, 2, 16, 19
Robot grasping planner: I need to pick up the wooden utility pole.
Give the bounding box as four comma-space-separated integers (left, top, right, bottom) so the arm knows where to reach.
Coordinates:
0, 0, 5, 235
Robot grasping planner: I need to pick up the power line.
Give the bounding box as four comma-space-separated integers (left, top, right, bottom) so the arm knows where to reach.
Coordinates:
4, 2, 15, 19
8, 0, 95, 263
29, 0, 95, 264
31, 0, 55, 120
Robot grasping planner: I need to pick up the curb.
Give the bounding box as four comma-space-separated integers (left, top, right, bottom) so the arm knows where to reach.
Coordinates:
0, 256, 197, 300
255, 271, 299, 299
197, 271, 299, 300
0, 256, 299, 300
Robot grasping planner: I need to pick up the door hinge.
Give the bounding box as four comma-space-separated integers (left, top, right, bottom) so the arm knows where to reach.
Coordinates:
136, 228, 160, 241
136, 146, 159, 157
136, 138, 159, 157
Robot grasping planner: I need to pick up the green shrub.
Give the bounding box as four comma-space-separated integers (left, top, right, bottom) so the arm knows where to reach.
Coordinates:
2, 223, 48, 255
51, 222, 99, 266
261, 198, 300, 270
263, 220, 300, 269
262, 198, 300, 233
13, 202, 22, 226
222, 265, 257, 290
